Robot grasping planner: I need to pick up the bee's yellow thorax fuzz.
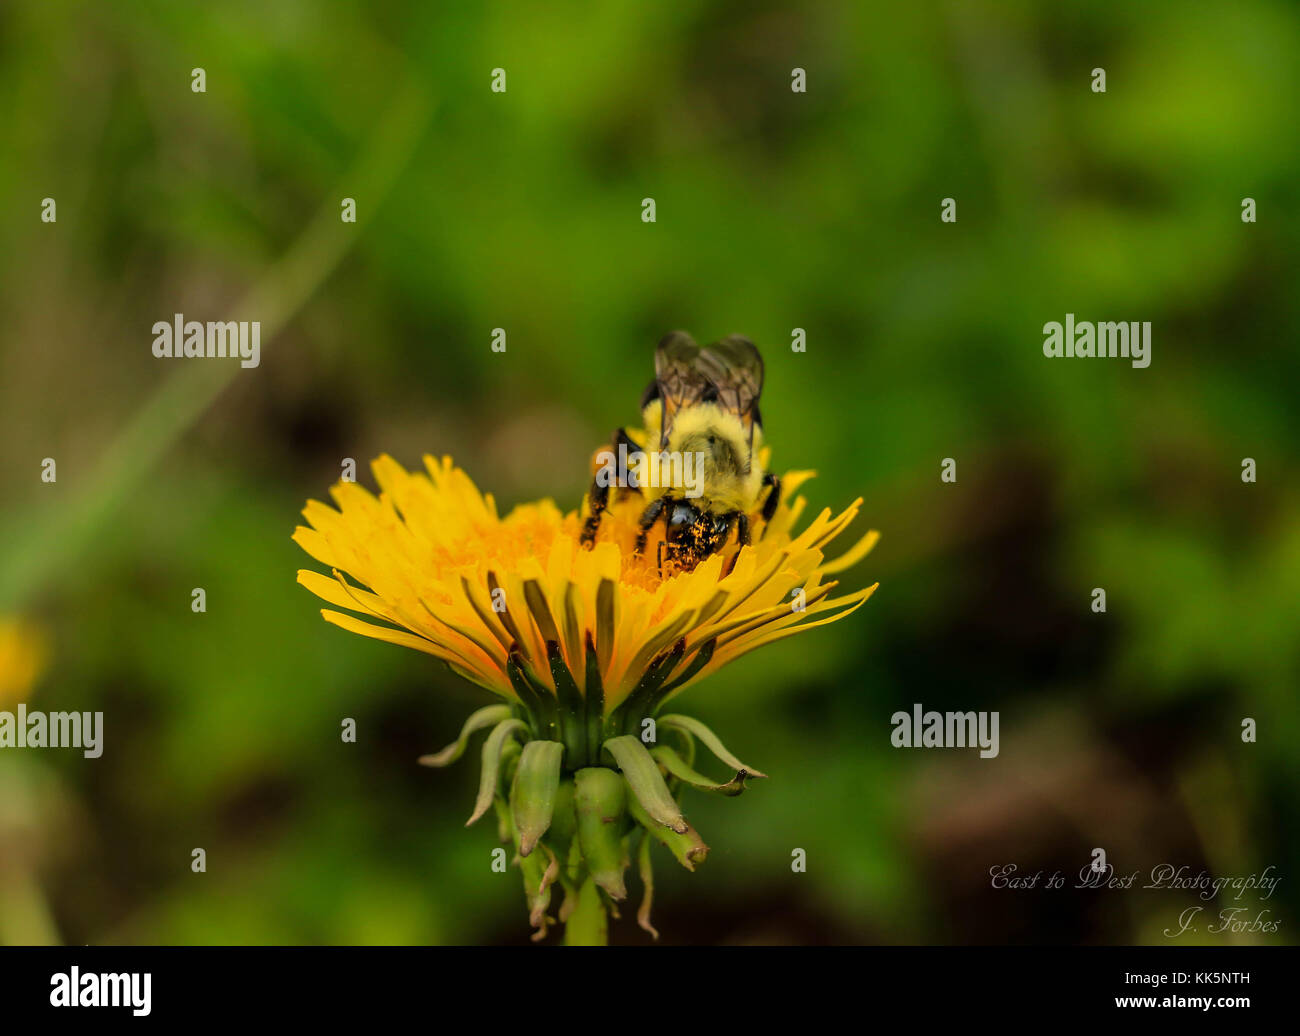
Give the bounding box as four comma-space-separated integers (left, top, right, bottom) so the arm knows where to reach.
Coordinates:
632, 402, 766, 514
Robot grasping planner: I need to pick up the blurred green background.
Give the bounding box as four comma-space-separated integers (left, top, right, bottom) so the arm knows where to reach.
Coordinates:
1, 0, 1297, 945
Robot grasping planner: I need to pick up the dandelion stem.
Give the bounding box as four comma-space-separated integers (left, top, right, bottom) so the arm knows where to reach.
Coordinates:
562, 876, 608, 946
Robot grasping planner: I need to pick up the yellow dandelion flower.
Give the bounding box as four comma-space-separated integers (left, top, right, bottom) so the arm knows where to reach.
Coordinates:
293, 452, 878, 943
0, 617, 48, 708
294, 454, 876, 715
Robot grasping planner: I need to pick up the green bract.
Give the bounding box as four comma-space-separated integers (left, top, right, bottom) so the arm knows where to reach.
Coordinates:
422, 636, 765, 944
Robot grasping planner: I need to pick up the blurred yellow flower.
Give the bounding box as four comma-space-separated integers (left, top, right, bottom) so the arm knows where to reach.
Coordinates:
0, 617, 48, 708
294, 454, 878, 712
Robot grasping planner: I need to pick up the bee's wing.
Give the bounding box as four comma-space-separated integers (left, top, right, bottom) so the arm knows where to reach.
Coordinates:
652, 331, 710, 447
697, 335, 764, 443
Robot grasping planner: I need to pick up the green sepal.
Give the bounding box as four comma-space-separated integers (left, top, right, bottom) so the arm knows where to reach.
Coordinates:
505, 803, 558, 941
563, 824, 583, 891
636, 831, 659, 940
557, 877, 579, 924
466, 718, 527, 826
658, 637, 716, 699
628, 792, 709, 871
651, 744, 748, 796
546, 640, 587, 765
573, 766, 629, 900
615, 638, 685, 735
418, 704, 513, 767
492, 796, 512, 844
521, 842, 560, 941
603, 734, 688, 833
511, 739, 565, 856
498, 738, 522, 798
583, 632, 605, 765
506, 648, 558, 741
657, 714, 767, 779
666, 723, 696, 767
546, 777, 578, 868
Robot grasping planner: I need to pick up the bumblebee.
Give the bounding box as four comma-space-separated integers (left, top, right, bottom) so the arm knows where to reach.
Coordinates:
580, 331, 781, 570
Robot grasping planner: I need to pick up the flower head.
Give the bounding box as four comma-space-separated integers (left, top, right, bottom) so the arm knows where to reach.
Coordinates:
295, 454, 876, 718
294, 451, 878, 942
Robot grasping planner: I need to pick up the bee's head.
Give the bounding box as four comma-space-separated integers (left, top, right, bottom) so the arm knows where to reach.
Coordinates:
664, 501, 731, 562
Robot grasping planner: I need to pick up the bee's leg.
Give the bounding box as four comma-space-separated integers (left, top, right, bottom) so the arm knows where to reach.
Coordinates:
656, 540, 666, 578
760, 472, 782, 523
721, 513, 743, 576
580, 475, 609, 547
581, 428, 642, 548
614, 427, 640, 487
633, 497, 668, 555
